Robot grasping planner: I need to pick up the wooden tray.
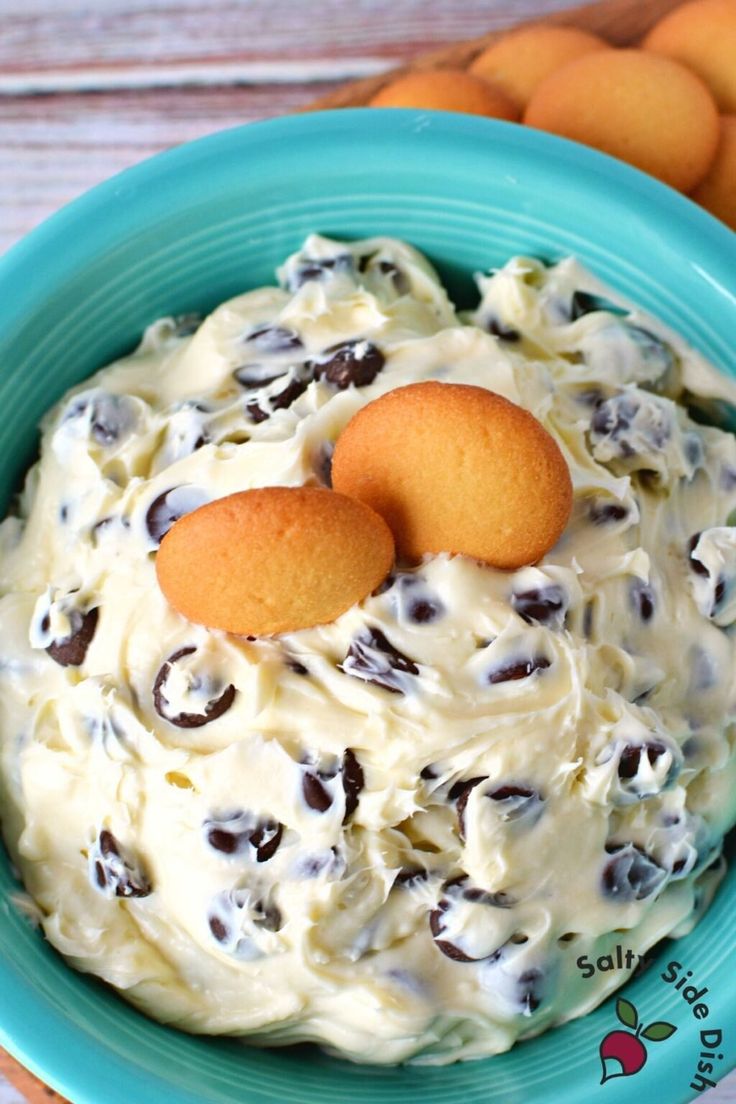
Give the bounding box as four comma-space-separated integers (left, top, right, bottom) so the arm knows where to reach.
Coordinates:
1, 0, 684, 1100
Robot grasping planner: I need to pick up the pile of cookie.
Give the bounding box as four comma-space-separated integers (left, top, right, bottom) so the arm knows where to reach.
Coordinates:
370, 0, 735, 230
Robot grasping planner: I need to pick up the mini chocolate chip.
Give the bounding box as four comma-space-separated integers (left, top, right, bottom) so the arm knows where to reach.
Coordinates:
287, 254, 354, 290
254, 902, 283, 931
617, 741, 666, 780
233, 364, 286, 390
94, 829, 151, 898
65, 392, 136, 446
250, 820, 283, 863
569, 290, 627, 320
207, 828, 240, 854
314, 441, 334, 488
245, 375, 308, 422
518, 968, 545, 1014
511, 586, 566, 626
713, 578, 726, 610
341, 627, 419, 694
173, 312, 203, 337
245, 325, 303, 354
420, 765, 437, 780
342, 748, 364, 823
47, 607, 99, 667
285, 658, 309, 676
408, 599, 442, 624
589, 501, 628, 525
631, 579, 655, 622
303, 771, 333, 813
209, 915, 230, 943
378, 260, 410, 295
688, 533, 709, 577
146, 486, 207, 545
487, 785, 542, 822
429, 905, 479, 963
153, 647, 236, 728
601, 842, 666, 902
487, 656, 550, 684
454, 776, 487, 838
394, 867, 429, 887
311, 340, 385, 389
486, 316, 521, 342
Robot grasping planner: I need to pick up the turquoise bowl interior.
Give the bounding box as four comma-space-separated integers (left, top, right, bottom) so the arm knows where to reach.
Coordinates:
1, 110, 735, 1104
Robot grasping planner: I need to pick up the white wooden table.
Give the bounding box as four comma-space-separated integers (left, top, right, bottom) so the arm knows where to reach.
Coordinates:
0, 1, 735, 1101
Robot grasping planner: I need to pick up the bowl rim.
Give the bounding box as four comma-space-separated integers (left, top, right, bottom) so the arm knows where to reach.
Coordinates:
1, 108, 735, 1104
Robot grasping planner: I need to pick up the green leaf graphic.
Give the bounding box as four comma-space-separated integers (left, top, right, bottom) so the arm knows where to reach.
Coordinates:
616, 997, 639, 1030
642, 1021, 677, 1041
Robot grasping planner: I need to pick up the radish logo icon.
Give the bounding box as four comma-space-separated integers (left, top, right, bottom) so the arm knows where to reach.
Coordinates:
599, 997, 677, 1083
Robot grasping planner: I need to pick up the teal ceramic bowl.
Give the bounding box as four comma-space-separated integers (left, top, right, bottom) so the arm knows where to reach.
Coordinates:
1, 111, 735, 1104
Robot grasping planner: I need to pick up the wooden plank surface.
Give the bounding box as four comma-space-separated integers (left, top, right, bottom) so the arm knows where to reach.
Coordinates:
1, 1, 736, 1103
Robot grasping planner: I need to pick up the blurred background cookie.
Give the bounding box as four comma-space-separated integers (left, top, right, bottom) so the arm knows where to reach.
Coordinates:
369, 68, 519, 119
692, 115, 736, 228
469, 25, 607, 110
644, 0, 736, 113
524, 49, 720, 192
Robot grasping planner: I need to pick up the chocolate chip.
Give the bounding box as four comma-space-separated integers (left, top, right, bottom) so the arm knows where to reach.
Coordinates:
617, 742, 667, 780
589, 500, 628, 525
378, 260, 410, 295
601, 842, 666, 901
688, 533, 709, 577
311, 340, 385, 389
518, 968, 545, 1014
245, 325, 303, 354
713, 578, 726, 611
285, 658, 309, 676
93, 829, 151, 898
46, 607, 99, 667
420, 765, 437, 780
287, 254, 354, 290
250, 820, 283, 863
302, 771, 333, 813
314, 442, 334, 487
394, 867, 429, 887
254, 901, 283, 931
341, 748, 364, 823
209, 915, 230, 943
511, 585, 567, 626
233, 364, 286, 390
487, 785, 543, 823
630, 579, 655, 622
590, 391, 671, 458
245, 374, 308, 423
204, 811, 283, 862
153, 647, 236, 728
341, 627, 419, 694
173, 312, 203, 337
486, 317, 521, 342
569, 290, 627, 320
146, 485, 207, 545
453, 776, 487, 838
64, 392, 137, 446
487, 656, 550, 684
408, 599, 442, 624
207, 827, 240, 854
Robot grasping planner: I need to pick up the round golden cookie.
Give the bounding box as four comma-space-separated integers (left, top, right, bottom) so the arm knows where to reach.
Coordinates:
644, 0, 736, 113
469, 25, 607, 110
369, 68, 519, 120
156, 487, 395, 636
691, 115, 736, 229
331, 382, 572, 570
524, 49, 720, 193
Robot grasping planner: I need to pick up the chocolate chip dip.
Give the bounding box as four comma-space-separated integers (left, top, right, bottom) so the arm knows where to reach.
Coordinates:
1, 235, 736, 1064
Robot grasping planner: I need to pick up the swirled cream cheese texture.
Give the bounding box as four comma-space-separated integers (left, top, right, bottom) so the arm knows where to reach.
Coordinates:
1, 236, 736, 1065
